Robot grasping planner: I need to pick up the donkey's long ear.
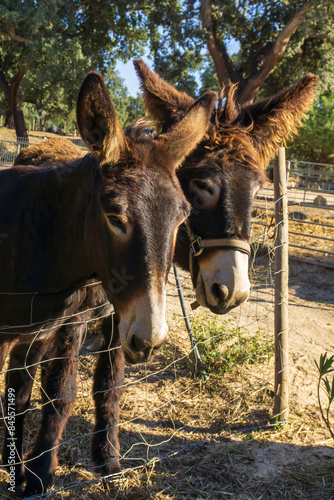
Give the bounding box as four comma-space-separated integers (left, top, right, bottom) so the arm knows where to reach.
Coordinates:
241, 74, 319, 167
134, 58, 195, 130
77, 72, 126, 164
158, 91, 217, 169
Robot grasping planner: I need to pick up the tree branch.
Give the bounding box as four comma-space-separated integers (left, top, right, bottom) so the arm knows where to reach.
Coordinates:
10, 67, 26, 95
239, 2, 312, 103
9, 24, 30, 43
200, 0, 242, 86
0, 24, 30, 43
0, 70, 10, 99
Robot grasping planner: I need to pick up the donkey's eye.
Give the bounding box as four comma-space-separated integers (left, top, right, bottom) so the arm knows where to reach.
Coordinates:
108, 215, 126, 234
193, 179, 213, 195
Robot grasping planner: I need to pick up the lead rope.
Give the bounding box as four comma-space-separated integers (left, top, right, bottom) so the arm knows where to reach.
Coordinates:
173, 264, 208, 379
175, 222, 252, 378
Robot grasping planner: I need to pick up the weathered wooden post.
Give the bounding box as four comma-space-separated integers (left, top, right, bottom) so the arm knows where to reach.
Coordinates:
273, 147, 289, 423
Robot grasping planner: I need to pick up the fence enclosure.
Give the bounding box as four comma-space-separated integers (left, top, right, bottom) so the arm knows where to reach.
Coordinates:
0, 140, 333, 497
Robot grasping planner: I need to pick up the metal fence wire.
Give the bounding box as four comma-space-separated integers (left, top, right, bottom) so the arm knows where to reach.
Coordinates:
0, 248, 281, 498
0, 144, 333, 498
253, 161, 334, 268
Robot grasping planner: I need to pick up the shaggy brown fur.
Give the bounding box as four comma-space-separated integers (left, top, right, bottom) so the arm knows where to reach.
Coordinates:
1, 71, 216, 497
134, 58, 318, 169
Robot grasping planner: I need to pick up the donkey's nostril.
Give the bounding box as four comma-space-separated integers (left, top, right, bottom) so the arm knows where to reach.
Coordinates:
129, 335, 136, 352
211, 283, 229, 302
131, 335, 145, 353
128, 337, 161, 362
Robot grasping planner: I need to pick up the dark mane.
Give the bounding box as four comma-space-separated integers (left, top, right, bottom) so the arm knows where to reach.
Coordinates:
184, 90, 260, 174
206, 121, 259, 172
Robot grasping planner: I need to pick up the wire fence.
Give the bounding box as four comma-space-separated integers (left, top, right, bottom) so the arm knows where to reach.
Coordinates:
0, 255, 280, 498
0, 145, 333, 498
253, 162, 334, 268
0, 229, 330, 498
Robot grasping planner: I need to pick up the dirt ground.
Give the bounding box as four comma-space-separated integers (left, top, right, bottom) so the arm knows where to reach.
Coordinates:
0, 255, 333, 499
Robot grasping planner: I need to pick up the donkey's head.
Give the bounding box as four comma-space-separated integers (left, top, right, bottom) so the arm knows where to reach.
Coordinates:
134, 59, 318, 314
77, 72, 216, 362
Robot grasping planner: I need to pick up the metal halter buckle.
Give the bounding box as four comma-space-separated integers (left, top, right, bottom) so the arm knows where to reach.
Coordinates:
190, 236, 203, 257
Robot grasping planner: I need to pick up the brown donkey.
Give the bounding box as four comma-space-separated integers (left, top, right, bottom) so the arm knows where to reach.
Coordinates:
134, 59, 319, 314
2, 68, 318, 495
0, 71, 217, 364
0, 72, 216, 495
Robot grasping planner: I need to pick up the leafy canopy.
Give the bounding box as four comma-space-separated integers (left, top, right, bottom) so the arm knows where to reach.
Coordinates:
287, 94, 334, 165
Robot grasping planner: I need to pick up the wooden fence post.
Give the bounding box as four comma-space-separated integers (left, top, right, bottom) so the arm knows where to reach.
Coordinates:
273, 147, 289, 423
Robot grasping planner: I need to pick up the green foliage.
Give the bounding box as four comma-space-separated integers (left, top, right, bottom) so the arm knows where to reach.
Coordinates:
147, 0, 203, 96
152, 49, 201, 97
0, 0, 150, 132
22, 37, 91, 128
315, 352, 334, 440
106, 69, 132, 127
126, 95, 145, 124
286, 94, 334, 165
106, 69, 145, 126
257, 3, 334, 97
147, 0, 334, 98
1, 0, 333, 144
199, 58, 220, 95
188, 313, 273, 375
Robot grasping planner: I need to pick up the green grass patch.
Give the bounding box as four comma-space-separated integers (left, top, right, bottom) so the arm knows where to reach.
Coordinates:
188, 313, 273, 375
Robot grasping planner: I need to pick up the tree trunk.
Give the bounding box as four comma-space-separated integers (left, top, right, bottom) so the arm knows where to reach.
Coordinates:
39, 114, 49, 132
0, 68, 28, 141
5, 109, 14, 129
12, 102, 28, 139
39, 117, 45, 132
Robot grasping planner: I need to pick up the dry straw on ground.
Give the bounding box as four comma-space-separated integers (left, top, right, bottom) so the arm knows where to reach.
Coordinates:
0, 253, 333, 499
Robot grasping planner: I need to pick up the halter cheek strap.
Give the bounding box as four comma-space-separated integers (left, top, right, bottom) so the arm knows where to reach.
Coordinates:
184, 220, 251, 287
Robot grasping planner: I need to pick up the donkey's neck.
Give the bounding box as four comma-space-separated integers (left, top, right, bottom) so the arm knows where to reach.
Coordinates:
44, 156, 103, 289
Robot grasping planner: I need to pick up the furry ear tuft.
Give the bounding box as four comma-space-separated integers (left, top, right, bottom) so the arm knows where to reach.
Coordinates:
240, 73, 319, 167
77, 72, 126, 164
133, 59, 195, 131
218, 84, 239, 123
158, 91, 217, 169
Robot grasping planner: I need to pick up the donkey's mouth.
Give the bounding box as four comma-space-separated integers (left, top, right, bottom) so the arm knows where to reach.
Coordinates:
195, 275, 215, 310
206, 303, 237, 315
123, 345, 160, 365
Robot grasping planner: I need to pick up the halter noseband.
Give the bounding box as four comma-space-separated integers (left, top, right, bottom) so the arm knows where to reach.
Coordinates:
184, 220, 251, 287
